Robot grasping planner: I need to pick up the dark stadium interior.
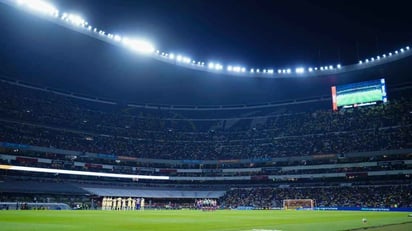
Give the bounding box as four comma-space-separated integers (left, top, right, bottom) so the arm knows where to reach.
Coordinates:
0, 0, 411, 224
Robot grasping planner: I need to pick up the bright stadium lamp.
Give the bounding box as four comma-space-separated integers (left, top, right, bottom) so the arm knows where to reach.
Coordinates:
286, 68, 291, 74
250, 68, 254, 73
337, 64, 341, 69
17, 0, 59, 17
67, 14, 86, 26
400, 48, 404, 53
277, 69, 282, 74
359, 60, 363, 64
406, 46, 410, 50
227, 65, 233, 71
295, 67, 304, 74
268, 69, 274, 74
241, 67, 246, 73
308, 67, 313, 72
123, 38, 155, 54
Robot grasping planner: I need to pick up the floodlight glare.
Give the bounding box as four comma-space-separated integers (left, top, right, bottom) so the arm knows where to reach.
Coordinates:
114, 35, 122, 42
400, 48, 404, 52
268, 69, 274, 74
123, 38, 155, 54
286, 68, 291, 74
169, 53, 175, 60
295, 67, 304, 74
406, 46, 410, 50
17, 0, 59, 17
250, 68, 254, 73
227, 65, 233, 71
337, 64, 341, 69
67, 14, 86, 26
241, 67, 246, 73
277, 69, 282, 74
308, 67, 313, 72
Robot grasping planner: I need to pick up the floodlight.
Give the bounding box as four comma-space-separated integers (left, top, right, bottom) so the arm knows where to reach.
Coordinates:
277, 69, 282, 74
268, 69, 274, 74
337, 64, 341, 69
329, 65, 333, 69
169, 53, 175, 60
114, 35, 122, 42
286, 68, 291, 74
227, 65, 233, 71
250, 68, 255, 73
123, 38, 155, 54
389, 52, 392, 56
406, 46, 410, 50
241, 67, 246, 72
400, 48, 404, 53
67, 14, 86, 26
308, 67, 313, 72
295, 67, 304, 74
17, 0, 59, 17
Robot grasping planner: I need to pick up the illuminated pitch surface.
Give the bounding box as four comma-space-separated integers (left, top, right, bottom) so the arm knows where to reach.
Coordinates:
1, 210, 411, 231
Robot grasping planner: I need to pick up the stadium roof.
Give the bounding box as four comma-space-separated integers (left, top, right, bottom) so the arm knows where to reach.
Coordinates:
0, 0, 411, 105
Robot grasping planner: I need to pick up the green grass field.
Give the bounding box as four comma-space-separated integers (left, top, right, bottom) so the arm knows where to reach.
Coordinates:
0, 210, 411, 231
337, 89, 382, 107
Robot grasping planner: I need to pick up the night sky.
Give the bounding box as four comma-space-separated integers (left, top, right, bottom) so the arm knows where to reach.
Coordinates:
56, 0, 412, 67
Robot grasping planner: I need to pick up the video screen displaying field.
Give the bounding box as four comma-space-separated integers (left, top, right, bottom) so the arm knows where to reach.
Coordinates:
331, 78, 387, 111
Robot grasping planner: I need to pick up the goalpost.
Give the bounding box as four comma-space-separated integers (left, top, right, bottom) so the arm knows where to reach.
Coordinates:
283, 199, 315, 210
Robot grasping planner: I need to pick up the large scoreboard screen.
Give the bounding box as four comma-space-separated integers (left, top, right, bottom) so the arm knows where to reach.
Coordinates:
331, 78, 387, 111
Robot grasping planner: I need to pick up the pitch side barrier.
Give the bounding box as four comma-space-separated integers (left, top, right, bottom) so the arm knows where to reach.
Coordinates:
303, 207, 412, 212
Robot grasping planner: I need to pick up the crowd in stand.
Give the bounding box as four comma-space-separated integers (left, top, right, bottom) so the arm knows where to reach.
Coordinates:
0, 81, 411, 160
220, 185, 412, 209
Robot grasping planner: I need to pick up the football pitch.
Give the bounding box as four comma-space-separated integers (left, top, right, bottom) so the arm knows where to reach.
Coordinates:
0, 210, 411, 231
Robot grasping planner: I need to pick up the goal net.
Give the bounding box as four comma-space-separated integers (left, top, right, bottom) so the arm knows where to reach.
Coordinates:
283, 199, 314, 210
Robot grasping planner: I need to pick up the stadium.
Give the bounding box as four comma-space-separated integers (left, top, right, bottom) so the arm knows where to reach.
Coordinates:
0, 0, 412, 230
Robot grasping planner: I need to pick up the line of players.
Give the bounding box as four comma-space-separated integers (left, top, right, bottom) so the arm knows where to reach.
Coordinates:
101, 197, 145, 210
195, 199, 218, 211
